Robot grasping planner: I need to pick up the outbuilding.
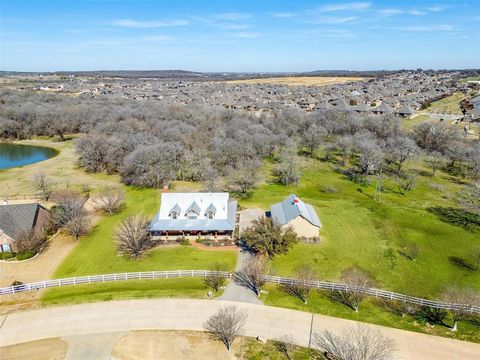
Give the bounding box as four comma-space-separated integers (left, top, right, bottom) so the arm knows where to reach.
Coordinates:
270, 194, 321, 239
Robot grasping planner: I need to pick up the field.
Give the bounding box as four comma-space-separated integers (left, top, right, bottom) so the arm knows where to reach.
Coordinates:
241, 159, 479, 298
225, 76, 365, 86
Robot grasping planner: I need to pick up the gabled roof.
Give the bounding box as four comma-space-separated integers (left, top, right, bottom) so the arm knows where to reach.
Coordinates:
0, 203, 45, 238
270, 194, 321, 228
168, 203, 181, 215
205, 203, 217, 215
185, 201, 201, 215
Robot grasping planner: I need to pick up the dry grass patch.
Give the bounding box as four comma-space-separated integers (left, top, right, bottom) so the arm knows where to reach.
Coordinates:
225, 76, 365, 87
0, 338, 69, 360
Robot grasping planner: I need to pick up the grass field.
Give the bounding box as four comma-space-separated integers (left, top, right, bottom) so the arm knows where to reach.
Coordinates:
0, 138, 121, 196
241, 159, 479, 299
423, 93, 465, 115
261, 285, 480, 343
225, 76, 365, 86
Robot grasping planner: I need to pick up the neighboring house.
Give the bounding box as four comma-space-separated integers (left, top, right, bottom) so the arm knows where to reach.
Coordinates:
149, 192, 237, 238
270, 194, 321, 238
0, 203, 50, 253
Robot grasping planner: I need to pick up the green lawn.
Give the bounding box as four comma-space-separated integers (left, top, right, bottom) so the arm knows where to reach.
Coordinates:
424, 93, 465, 115
42, 186, 237, 304
241, 159, 480, 299
261, 285, 480, 343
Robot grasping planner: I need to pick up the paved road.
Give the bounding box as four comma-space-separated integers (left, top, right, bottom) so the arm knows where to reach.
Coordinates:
0, 299, 478, 360
217, 208, 265, 304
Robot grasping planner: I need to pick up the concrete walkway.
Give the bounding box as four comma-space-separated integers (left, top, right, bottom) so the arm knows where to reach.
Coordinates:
217, 208, 265, 304
217, 249, 263, 304
0, 299, 478, 359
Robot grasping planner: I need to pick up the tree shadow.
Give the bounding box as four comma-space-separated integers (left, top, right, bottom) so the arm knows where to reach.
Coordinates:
448, 256, 476, 271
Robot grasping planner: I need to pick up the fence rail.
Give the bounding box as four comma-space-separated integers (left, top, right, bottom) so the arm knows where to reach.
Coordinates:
1, 271, 478, 314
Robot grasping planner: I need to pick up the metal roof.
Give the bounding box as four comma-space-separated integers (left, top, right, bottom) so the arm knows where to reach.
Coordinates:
270, 194, 321, 227
149, 192, 237, 232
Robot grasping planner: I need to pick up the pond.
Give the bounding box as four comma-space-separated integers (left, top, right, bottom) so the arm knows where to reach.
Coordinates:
0, 143, 58, 170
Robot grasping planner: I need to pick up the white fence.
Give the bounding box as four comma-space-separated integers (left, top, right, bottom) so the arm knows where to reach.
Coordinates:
0, 270, 478, 314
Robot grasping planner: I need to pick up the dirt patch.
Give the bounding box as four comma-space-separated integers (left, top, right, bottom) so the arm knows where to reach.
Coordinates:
225, 76, 365, 87
0, 232, 78, 312
0, 338, 69, 360
111, 330, 234, 360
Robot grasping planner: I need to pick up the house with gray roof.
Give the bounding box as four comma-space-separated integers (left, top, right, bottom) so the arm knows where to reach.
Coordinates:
270, 194, 321, 239
149, 192, 237, 239
0, 203, 50, 253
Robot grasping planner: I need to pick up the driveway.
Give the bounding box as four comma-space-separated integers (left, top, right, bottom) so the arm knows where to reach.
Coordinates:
0, 299, 478, 360
217, 209, 265, 304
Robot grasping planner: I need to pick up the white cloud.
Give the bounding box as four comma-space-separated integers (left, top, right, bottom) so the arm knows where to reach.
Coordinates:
317, 2, 371, 12
112, 19, 189, 28
396, 24, 454, 32
427, 5, 448, 12
308, 16, 357, 24
215, 13, 252, 21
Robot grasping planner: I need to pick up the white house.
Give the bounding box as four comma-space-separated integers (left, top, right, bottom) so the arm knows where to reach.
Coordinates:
149, 192, 237, 238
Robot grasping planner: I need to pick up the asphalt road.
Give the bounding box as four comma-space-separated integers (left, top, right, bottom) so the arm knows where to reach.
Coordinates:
1, 299, 478, 360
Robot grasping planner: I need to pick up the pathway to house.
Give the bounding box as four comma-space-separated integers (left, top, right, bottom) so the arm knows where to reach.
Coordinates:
216, 209, 265, 304
1, 299, 478, 360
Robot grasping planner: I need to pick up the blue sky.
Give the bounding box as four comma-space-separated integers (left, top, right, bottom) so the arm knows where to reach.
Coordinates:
1, 0, 479, 72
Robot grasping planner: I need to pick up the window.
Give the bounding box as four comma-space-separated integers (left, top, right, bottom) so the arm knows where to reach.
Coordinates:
187, 211, 198, 220
206, 212, 214, 219
169, 212, 178, 219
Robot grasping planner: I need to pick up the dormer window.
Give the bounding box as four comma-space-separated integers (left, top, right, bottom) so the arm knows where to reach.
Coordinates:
186, 211, 198, 219
204, 203, 216, 220
168, 203, 181, 220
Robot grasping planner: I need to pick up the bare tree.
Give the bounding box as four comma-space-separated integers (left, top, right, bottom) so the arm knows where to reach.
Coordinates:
376, 298, 419, 318
66, 207, 90, 240
204, 262, 228, 292
335, 135, 354, 166
273, 149, 300, 186
233, 255, 269, 296
395, 174, 417, 196
424, 152, 443, 177
204, 305, 247, 352
281, 264, 317, 304
273, 335, 296, 360
33, 171, 54, 201
14, 228, 46, 253
328, 268, 373, 312
116, 214, 152, 258
313, 324, 397, 360
442, 287, 478, 331
93, 188, 124, 214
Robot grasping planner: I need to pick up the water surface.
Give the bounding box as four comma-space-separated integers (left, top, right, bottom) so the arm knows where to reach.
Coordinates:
0, 143, 58, 170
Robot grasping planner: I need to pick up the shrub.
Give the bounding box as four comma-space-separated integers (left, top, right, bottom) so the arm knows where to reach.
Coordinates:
16, 251, 37, 260
321, 184, 338, 193
0, 252, 14, 260
428, 207, 480, 231
178, 236, 191, 246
